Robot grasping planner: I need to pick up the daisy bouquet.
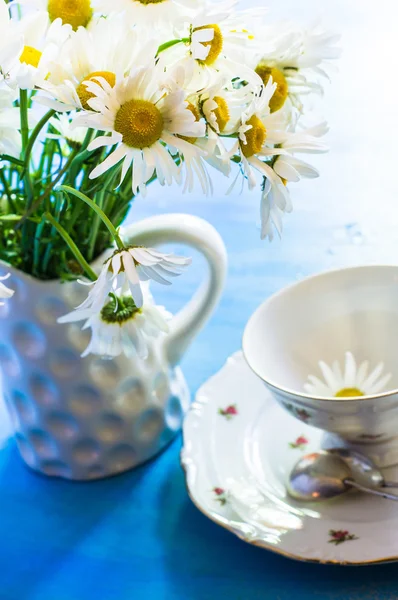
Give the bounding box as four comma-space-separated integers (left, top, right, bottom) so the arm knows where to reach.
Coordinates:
0, 0, 339, 359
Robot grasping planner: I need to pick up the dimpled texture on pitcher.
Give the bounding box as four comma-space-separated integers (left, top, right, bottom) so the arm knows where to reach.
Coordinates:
0, 273, 190, 480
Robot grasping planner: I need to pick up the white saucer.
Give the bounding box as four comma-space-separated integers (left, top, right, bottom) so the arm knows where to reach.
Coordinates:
181, 352, 398, 565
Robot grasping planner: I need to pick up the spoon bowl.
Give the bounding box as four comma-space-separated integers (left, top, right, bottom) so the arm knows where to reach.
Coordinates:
287, 451, 352, 502
287, 451, 398, 503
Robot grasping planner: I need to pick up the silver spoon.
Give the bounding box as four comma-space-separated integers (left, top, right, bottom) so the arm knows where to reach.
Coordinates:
328, 447, 398, 489
287, 451, 398, 502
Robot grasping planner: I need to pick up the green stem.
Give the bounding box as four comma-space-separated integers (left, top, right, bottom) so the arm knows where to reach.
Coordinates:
0, 155, 25, 167
19, 90, 30, 156
65, 129, 94, 185
32, 220, 45, 276
58, 185, 124, 250
42, 212, 97, 281
87, 164, 122, 261
35, 147, 79, 213
20, 89, 35, 265
0, 170, 14, 209
24, 109, 55, 172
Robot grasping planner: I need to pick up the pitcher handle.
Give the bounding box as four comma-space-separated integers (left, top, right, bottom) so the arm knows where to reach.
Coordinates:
121, 214, 227, 366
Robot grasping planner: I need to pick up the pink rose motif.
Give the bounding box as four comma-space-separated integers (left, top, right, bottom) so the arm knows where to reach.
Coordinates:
329, 529, 358, 545
218, 404, 238, 419
289, 435, 309, 450
213, 487, 227, 506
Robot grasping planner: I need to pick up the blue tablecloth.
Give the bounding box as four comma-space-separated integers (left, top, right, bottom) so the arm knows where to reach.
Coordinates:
3, 0, 398, 597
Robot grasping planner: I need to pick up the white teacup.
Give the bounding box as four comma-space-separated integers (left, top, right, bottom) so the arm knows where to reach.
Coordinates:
243, 265, 398, 467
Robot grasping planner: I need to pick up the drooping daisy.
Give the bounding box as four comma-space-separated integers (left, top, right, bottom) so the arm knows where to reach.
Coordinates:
73, 65, 206, 195
17, 0, 95, 30
259, 121, 328, 239
39, 16, 157, 112
0, 88, 22, 158
259, 177, 290, 242
0, 1, 23, 87
80, 289, 171, 359
0, 273, 14, 305
58, 247, 191, 324
304, 352, 392, 399
14, 12, 71, 90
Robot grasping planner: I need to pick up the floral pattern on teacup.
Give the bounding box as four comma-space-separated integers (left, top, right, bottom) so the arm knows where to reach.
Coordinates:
284, 403, 311, 423
328, 530, 358, 545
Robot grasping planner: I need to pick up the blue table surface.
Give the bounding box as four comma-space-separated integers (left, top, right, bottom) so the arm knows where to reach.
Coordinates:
3, 0, 398, 598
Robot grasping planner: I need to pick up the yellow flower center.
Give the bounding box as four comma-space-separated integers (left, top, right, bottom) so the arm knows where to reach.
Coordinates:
255, 64, 288, 113
114, 99, 164, 149
241, 115, 266, 158
213, 96, 230, 132
47, 0, 93, 30
76, 71, 116, 110
335, 388, 365, 398
180, 102, 200, 144
195, 24, 223, 66
20, 46, 42, 68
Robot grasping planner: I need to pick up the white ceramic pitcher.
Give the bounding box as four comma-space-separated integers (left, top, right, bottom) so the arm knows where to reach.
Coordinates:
0, 214, 227, 480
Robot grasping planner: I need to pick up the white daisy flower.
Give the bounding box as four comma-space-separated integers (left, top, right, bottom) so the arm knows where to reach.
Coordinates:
165, 0, 262, 91
58, 247, 191, 323
80, 289, 171, 359
0, 273, 14, 305
228, 78, 285, 191
292, 22, 341, 73
253, 23, 340, 113
94, 0, 198, 30
0, 1, 23, 87
17, 0, 95, 30
73, 65, 206, 196
47, 112, 88, 147
200, 77, 254, 136
157, 67, 231, 190
14, 12, 72, 90
38, 16, 156, 112
304, 352, 392, 399
0, 88, 22, 158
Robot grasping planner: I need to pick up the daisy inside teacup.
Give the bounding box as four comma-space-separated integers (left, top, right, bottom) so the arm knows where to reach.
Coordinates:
304, 352, 392, 399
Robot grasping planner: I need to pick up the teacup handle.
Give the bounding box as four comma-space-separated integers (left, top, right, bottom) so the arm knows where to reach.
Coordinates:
122, 214, 227, 366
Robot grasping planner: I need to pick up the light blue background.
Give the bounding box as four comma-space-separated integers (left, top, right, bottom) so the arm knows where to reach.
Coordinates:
2, 0, 398, 598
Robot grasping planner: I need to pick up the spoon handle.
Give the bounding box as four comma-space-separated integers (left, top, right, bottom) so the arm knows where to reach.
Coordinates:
346, 479, 398, 501
382, 481, 398, 488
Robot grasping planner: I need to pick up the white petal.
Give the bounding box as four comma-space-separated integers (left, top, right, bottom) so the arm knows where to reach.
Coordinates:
344, 352, 357, 388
